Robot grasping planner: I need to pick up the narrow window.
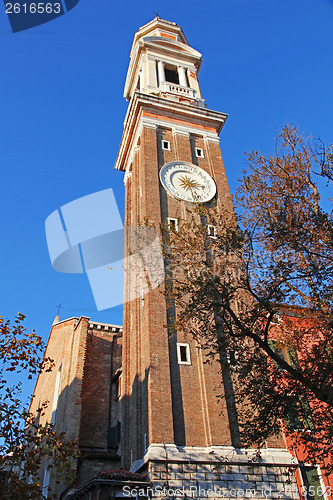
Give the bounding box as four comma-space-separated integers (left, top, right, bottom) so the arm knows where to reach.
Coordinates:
226, 348, 240, 367
167, 217, 178, 232
113, 369, 122, 401
268, 341, 314, 431
165, 65, 179, 84
42, 468, 51, 498
51, 365, 62, 425
300, 466, 325, 500
177, 343, 191, 365
283, 394, 314, 431
195, 147, 204, 158
116, 375, 122, 400
107, 421, 121, 449
162, 140, 171, 151
207, 225, 217, 238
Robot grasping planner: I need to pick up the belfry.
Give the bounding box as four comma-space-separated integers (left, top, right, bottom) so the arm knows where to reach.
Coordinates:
114, 15, 298, 492
30, 17, 303, 499
115, 16, 234, 465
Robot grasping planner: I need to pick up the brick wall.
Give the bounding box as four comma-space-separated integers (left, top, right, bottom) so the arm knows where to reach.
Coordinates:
29, 317, 123, 497
120, 93, 277, 470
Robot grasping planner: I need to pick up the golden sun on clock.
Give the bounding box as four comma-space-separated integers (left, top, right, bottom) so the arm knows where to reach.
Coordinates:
159, 161, 216, 203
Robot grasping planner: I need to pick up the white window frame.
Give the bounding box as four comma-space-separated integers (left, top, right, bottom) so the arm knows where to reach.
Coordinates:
207, 224, 217, 238
42, 467, 51, 498
167, 217, 178, 232
270, 314, 282, 325
162, 140, 171, 151
195, 147, 204, 158
226, 348, 240, 367
177, 343, 191, 365
299, 464, 329, 500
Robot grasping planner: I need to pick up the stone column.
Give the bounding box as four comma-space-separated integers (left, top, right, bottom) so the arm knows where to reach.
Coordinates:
178, 66, 187, 87
157, 60, 165, 85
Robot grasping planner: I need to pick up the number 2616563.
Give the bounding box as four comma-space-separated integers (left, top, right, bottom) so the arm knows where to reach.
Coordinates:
6, 3, 61, 14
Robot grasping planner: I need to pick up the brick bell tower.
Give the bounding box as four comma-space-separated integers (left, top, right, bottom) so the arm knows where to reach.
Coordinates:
115, 17, 299, 496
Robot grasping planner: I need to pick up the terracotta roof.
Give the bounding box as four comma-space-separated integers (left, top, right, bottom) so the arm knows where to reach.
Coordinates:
97, 469, 147, 481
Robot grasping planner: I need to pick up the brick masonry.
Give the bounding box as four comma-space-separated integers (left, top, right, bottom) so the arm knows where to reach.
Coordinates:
119, 95, 288, 468
29, 317, 123, 497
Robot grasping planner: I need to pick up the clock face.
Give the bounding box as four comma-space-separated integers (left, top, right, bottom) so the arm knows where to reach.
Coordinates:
159, 161, 216, 203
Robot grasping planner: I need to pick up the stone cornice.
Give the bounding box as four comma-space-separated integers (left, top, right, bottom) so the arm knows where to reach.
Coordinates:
129, 444, 298, 473
114, 93, 228, 173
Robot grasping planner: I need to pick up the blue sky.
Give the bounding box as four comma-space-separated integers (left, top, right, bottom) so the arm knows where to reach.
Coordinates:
1, 0, 333, 391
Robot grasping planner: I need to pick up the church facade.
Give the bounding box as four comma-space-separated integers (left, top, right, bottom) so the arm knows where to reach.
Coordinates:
29, 17, 330, 500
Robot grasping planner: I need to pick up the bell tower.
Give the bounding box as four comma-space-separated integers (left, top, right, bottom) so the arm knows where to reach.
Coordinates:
122, 17, 203, 106
115, 17, 298, 496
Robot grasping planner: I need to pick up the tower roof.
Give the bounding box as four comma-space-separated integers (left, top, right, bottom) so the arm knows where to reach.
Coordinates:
130, 17, 190, 55
124, 17, 202, 100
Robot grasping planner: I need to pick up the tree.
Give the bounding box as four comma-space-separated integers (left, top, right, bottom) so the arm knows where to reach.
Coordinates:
163, 125, 333, 473
0, 313, 78, 499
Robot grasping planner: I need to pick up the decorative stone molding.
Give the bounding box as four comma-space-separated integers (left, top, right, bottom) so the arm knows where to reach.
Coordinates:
160, 81, 197, 99
88, 322, 122, 333
130, 445, 300, 500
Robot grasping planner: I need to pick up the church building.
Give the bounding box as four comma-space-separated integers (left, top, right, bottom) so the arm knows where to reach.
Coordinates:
30, 17, 323, 500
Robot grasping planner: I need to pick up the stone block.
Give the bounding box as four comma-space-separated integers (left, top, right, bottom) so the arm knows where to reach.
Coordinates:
197, 481, 214, 491
258, 481, 272, 490
247, 474, 261, 482
183, 463, 197, 472
168, 480, 183, 489
224, 473, 243, 482
214, 481, 228, 488
197, 463, 213, 472
182, 480, 197, 490
151, 472, 160, 480
270, 491, 282, 499
262, 474, 278, 482
226, 480, 247, 490
212, 464, 226, 473
154, 463, 167, 472
250, 465, 266, 475
168, 462, 182, 472
265, 467, 277, 476
205, 472, 219, 480
172, 472, 185, 480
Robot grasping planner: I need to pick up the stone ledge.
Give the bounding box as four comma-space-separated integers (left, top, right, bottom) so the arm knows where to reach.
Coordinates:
130, 444, 298, 472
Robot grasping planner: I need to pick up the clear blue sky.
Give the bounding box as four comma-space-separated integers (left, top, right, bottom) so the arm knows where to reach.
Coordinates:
1, 0, 333, 374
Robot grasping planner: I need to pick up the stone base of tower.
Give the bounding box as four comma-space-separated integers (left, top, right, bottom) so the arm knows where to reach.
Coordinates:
130, 445, 301, 499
